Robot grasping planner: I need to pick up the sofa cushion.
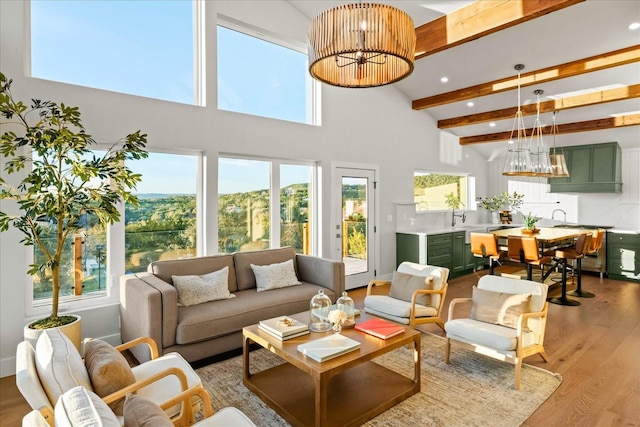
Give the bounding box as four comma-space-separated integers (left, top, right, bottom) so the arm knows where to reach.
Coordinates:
446, 318, 539, 351
83, 338, 136, 415
251, 259, 301, 292
35, 329, 93, 406
173, 267, 235, 306
234, 247, 298, 291
54, 386, 120, 427
123, 393, 173, 427
149, 254, 238, 292
470, 287, 531, 329
175, 283, 326, 345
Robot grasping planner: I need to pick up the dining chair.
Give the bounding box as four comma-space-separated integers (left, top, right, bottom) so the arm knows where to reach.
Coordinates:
567, 229, 604, 297
507, 236, 553, 281
469, 232, 504, 275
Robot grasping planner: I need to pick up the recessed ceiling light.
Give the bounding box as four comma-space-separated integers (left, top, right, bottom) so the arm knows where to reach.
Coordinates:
629, 22, 640, 30
489, 122, 496, 127
467, 101, 474, 107
440, 76, 449, 83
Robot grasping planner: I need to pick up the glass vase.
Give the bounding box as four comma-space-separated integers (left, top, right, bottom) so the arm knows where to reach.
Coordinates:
309, 289, 332, 332
336, 291, 355, 328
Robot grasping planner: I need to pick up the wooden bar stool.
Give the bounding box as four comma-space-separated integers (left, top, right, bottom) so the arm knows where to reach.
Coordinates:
507, 236, 552, 281
567, 229, 604, 297
547, 233, 592, 306
470, 232, 504, 275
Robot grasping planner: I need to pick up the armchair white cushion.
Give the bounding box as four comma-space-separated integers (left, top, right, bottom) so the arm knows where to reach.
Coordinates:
364, 262, 449, 329
16, 329, 205, 425
445, 275, 550, 389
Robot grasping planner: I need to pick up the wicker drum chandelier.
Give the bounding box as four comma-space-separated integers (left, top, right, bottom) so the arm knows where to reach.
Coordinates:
308, 2, 416, 88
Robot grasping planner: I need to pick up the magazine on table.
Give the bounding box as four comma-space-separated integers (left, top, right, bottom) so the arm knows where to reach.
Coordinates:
355, 318, 405, 339
297, 334, 360, 362
259, 315, 309, 338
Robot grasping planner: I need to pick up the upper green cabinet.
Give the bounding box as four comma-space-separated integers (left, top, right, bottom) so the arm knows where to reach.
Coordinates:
548, 142, 622, 193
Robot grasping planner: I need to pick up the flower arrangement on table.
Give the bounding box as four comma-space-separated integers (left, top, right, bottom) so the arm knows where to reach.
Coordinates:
328, 309, 347, 333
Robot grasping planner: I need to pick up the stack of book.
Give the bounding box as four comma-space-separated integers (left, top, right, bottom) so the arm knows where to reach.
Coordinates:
297, 334, 361, 362
258, 316, 309, 340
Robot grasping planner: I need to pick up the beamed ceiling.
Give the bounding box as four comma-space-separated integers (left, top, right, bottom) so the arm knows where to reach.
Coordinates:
290, 0, 640, 159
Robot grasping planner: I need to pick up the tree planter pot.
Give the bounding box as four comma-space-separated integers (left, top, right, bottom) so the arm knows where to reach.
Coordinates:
24, 315, 82, 353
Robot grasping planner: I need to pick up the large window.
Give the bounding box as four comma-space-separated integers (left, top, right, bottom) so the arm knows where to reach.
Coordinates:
414, 172, 469, 212
124, 152, 199, 273
218, 157, 314, 254
217, 23, 316, 125
30, 1, 196, 104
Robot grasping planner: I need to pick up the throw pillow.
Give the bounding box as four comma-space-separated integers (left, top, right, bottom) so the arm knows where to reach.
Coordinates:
54, 386, 120, 427
251, 259, 301, 292
123, 393, 173, 427
172, 266, 235, 306
84, 339, 136, 415
389, 271, 435, 306
470, 287, 532, 329
35, 329, 93, 406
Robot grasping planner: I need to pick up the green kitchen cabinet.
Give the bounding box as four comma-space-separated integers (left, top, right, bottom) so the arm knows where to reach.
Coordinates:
548, 142, 622, 193
607, 232, 640, 282
397, 232, 474, 279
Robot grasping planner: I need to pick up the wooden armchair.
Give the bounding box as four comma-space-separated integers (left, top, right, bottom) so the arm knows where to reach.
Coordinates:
16, 329, 205, 426
364, 262, 449, 330
444, 275, 550, 389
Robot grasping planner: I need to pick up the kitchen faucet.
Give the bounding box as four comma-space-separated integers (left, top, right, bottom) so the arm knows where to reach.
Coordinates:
452, 209, 466, 227
552, 209, 567, 222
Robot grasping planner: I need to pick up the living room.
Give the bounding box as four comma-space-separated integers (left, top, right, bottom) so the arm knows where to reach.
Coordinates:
1, 1, 639, 426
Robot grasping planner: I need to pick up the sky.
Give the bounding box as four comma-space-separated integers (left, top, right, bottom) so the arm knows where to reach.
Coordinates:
30, 1, 310, 195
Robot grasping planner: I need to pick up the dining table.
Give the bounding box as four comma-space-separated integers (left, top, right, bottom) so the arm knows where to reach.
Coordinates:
490, 227, 596, 306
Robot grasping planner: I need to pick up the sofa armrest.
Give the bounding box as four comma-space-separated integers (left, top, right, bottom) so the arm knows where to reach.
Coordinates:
120, 273, 178, 362
295, 254, 345, 296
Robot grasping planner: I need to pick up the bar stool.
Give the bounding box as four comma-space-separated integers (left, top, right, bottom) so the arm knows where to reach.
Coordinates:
548, 233, 592, 306
507, 236, 552, 281
567, 228, 604, 297
469, 232, 504, 275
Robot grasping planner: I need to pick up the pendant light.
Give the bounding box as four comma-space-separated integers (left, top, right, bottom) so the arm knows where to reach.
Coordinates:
529, 89, 554, 177
548, 111, 570, 177
503, 64, 536, 176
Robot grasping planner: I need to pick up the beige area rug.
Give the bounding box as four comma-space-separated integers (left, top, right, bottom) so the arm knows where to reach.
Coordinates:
196, 332, 562, 427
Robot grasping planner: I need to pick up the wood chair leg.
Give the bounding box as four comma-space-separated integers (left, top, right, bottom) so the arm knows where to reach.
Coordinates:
538, 350, 549, 362
445, 338, 451, 363
515, 359, 522, 390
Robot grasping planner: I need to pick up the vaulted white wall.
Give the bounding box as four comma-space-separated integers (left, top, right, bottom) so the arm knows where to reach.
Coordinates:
0, 1, 489, 376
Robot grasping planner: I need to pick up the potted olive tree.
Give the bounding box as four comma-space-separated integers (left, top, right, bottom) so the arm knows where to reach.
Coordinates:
0, 73, 148, 348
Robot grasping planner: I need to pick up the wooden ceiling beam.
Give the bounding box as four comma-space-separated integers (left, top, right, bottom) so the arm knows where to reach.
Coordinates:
459, 114, 640, 145
438, 84, 640, 128
414, 0, 584, 60
412, 45, 640, 110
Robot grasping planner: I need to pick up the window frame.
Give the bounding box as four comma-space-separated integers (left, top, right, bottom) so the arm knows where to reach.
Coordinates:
413, 171, 475, 213
217, 154, 319, 256
25, 147, 204, 317
216, 16, 321, 126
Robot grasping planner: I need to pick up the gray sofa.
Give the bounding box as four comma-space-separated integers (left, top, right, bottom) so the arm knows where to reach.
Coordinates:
120, 247, 345, 363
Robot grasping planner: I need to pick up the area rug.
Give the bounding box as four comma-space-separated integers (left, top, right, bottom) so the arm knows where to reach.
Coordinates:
196, 332, 561, 427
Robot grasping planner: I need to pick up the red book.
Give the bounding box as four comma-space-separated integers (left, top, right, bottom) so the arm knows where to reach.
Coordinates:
355, 318, 405, 339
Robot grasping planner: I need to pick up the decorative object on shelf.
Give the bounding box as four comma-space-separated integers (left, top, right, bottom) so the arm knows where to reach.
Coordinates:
0, 73, 148, 349
499, 210, 513, 224
548, 111, 570, 177
309, 289, 332, 332
328, 309, 347, 334
529, 89, 554, 177
522, 212, 540, 234
307, 2, 415, 88
503, 64, 535, 176
336, 291, 356, 328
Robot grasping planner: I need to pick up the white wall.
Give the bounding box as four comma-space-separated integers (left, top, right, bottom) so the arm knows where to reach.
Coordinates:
0, 1, 489, 376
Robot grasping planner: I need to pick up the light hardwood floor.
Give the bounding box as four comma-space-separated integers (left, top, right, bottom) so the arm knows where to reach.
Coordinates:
2, 267, 639, 426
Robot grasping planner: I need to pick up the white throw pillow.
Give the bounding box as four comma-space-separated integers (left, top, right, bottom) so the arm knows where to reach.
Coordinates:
251, 259, 301, 292
35, 329, 93, 406
54, 386, 120, 427
172, 266, 235, 306
470, 287, 532, 329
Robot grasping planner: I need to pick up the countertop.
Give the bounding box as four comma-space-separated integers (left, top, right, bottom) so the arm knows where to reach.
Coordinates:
396, 224, 640, 236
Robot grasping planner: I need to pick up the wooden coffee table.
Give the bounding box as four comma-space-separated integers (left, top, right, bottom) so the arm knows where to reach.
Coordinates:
242, 312, 421, 427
